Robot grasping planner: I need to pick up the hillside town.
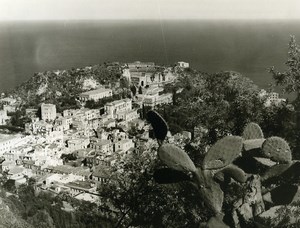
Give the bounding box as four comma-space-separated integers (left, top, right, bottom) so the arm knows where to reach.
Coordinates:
0, 61, 191, 205
0, 60, 290, 228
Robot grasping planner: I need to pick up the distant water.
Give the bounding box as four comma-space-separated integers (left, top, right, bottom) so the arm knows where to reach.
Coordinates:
1, 20, 300, 95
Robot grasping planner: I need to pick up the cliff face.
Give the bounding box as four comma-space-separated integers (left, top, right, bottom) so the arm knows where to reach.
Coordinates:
0, 196, 33, 228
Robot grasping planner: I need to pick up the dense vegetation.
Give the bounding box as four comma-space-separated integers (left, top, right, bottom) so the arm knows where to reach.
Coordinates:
9, 63, 122, 111
0, 177, 115, 228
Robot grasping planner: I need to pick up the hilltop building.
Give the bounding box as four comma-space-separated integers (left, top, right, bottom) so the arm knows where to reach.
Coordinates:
259, 90, 286, 107
41, 103, 56, 121
79, 88, 112, 102
124, 61, 175, 87
177, 61, 189, 68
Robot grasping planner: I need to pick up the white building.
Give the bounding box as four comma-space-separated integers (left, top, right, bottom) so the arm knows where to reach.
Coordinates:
114, 139, 135, 153
178, 61, 189, 68
143, 93, 173, 107
0, 134, 26, 156
41, 103, 57, 121
67, 137, 90, 151
260, 91, 287, 107
116, 109, 139, 122
0, 110, 9, 125
105, 99, 132, 118
90, 139, 112, 154
79, 88, 112, 102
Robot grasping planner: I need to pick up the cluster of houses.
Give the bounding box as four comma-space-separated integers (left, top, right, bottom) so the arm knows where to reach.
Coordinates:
0, 61, 190, 204
258, 90, 287, 107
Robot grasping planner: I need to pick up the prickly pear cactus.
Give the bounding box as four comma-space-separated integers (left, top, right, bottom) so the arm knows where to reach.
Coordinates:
262, 136, 292, 163
261, 163, 292, 182
242, 122, 264, 140
243, 138, 265, 152
194, 169, 224, 214
158, 144, 197, 172
203, 136, 243, 170
146, 110, 298, 227
216, 164, 248, 183
147, 110, 168, 145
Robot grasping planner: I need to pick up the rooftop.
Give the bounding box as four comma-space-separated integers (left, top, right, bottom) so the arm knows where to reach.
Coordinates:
106, 98, 130, 106
0, 134, 21, 143
93, 139, 111, 146
80, 88, 112, 96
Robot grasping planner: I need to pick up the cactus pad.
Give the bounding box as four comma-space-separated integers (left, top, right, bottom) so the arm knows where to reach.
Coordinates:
262, 137, 292, 163
243, 139, 265, 152
158, 144, 197, 172
261, 163, 292, 182
206, 215, 229, 228
242, 122, 264, 140
217, 164, 248, 183
262, 162, 300, 185
147, 110, 168, 144
270, 184, 298, 205
203, 136, 243, 170
153, 168, 191, 184
195, 169, 224, 214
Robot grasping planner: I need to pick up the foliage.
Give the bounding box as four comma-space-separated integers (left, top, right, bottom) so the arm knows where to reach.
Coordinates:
8, 63, 122, 111
100, 145, 212, 227
61, 153, 77, 162
148, 108, 300, 227
9, 109, 31, 128
0, 178, 115, 228
84, 94, 123, 109
158, 71, 266, 144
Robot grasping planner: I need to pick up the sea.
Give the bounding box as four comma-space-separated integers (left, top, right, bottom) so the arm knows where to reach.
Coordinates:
1, 19, 300, 96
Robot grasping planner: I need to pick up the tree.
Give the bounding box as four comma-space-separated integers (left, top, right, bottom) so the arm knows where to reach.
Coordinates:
269, 36, 300, 158
269, 36, 300, 96
100, 146, 212, 227
157, 71, 265, 144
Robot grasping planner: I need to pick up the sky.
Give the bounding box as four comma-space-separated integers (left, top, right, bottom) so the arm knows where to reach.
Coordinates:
0, 0, 300, 21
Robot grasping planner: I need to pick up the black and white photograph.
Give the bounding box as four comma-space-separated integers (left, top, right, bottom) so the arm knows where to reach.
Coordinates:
0, 0, 300, 227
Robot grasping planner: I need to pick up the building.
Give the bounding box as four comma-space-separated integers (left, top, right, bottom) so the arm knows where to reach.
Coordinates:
54, 116, 73, 131
90, 138, 112, 154
91, 165, 110, 185
65, 181, 96, 196
177, 61, 189, 68
3, 104, 16, 113
128, 61, 155, 69
79, 88, 112, 102
0, 134, 25, 155
143, 93, 173, 107
114, 139, 135, 153
260, 91, 287, 107
41, 103, 56, 121
116, 109, 139, 122
105, 99, 132, 118
67, 137, 90, 151
126, 61, 176, 87
0, 110, 9, 125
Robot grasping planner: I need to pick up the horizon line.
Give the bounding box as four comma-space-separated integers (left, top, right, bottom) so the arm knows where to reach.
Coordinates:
2, 18, 300, 22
